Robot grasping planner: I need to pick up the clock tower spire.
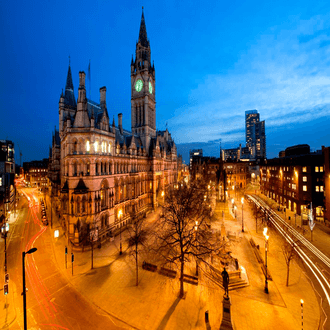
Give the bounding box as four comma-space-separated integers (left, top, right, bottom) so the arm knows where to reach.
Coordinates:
131, 7, 156, 152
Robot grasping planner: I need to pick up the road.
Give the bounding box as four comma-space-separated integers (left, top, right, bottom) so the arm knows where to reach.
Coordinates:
1, 187, 128, 330
248, 194, 329, 330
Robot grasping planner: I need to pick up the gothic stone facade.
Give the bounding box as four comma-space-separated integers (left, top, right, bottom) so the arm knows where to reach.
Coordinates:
55, 11, 177, 245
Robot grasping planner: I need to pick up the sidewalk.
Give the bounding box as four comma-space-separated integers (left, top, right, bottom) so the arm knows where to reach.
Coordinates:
45, 199, 320, 330
0, 207, 20, 328
255, 192, 330, 260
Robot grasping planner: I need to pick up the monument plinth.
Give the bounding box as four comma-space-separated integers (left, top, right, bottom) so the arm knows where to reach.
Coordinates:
220, 296, 233, 330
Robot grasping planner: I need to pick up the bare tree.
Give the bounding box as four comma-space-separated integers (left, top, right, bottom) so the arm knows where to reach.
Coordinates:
127, 212, 148, 286
282, 230, 298, 286
152, 180, 221, 298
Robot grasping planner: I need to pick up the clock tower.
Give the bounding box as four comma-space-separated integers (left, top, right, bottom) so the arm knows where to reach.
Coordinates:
131, 8, 156, 152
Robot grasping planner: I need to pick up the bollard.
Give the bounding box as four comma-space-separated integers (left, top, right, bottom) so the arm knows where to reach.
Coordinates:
205, 310, 209, 323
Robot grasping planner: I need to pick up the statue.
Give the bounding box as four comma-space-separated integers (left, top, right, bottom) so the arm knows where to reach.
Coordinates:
221, 267, 229, 298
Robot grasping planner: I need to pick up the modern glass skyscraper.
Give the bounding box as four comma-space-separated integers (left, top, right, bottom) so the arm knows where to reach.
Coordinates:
245, 110, 266, 159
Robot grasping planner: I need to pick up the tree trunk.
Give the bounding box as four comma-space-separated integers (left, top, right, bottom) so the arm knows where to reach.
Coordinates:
91, 242, 93, 269
286, 262, 290, 286
135, 245, 138, 286
180, 258, 184, 298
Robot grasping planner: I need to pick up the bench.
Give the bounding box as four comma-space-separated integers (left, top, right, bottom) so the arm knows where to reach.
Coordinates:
159, 267, 177, 278
142, 261, 157, 272
182, 274, 198, 285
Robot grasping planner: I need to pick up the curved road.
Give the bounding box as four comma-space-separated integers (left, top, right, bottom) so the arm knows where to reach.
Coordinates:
3, 187, 129, 330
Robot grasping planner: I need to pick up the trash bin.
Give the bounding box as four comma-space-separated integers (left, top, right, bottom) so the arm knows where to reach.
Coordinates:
205, 310, 209, 323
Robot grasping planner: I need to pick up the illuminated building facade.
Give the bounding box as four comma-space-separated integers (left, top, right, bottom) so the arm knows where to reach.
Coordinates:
23, 159, 49, 188
189, 149, 203, 170
0, 140, 15, 223
260, 145, 325, 221
53, 10, 177, 246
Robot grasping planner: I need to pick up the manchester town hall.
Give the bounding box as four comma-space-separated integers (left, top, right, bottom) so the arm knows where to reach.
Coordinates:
48, 10, 178, 246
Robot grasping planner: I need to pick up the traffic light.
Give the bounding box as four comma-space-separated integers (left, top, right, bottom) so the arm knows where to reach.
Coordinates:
65, 246, 68, 254
4, 283, 8, 295
5, 273, 9, 283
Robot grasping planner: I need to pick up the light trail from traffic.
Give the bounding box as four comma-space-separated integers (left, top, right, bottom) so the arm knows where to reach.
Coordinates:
248, 194, 329, 329
22, 189, 66, 329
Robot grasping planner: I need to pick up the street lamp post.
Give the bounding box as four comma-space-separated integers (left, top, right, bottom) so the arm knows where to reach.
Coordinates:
195, 221, 198, 276
2, 223, 9, 273
263, 228, 269, 294
300, 299, 304, 330
22, 247, 37, 330
241, 197, 244, 232
118, 209, 123, 255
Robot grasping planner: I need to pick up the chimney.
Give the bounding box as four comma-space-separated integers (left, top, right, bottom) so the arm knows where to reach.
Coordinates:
118, 113, 123, 134
100, 86, 106, 105
78, 71, 86, 104
79, 71, 86, 88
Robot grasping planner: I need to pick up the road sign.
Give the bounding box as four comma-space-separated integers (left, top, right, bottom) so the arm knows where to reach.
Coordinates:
4, 273, 9, 283
4, 283, 8, 295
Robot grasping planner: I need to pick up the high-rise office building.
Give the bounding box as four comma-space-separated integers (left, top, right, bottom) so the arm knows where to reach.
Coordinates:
245, 110, 266, 159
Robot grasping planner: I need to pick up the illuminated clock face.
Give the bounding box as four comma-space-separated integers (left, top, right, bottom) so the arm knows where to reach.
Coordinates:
149, 81, 153, 94
135, 79, 143, 92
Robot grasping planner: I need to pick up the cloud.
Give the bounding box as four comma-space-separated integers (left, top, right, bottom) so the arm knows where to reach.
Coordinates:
170, 14, 330, 147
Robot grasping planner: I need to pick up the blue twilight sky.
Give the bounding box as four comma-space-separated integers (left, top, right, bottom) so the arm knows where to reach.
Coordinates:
1, 0, 330, 165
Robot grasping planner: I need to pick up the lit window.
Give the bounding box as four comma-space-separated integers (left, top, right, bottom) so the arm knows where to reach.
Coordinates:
303, 176, 307, 182
315, 167, 319, 172
316, 186, 320, 192
320, 186, 324, 192
86, 141, 90, 152
108, 143, 111, 153
101, 142, 104, 153
0, 177, 2, 186
320, 166, 324, 172
94, 141, 98, 152
303, 167, 307, 172
303, 185, 307, 191
292, 184, 296, 190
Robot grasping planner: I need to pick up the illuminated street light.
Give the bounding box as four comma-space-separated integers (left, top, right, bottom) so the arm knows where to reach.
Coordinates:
22, 247, 37, 330
263, 228, 269, 294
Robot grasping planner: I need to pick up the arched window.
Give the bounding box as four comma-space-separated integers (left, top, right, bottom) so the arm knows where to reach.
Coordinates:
87, 162, 90, 175
101, 180, 108, 209
73, 162, 77, 176
73, 141, 78, 154
86, 140, 90, 152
